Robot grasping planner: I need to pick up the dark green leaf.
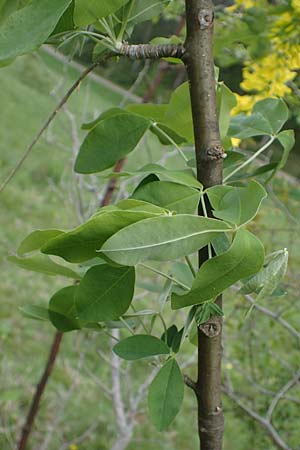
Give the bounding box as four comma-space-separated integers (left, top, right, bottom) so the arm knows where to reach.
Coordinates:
75, 264, 135, 321
0, 0, 72, 63
148, 359, 184, 431
49, 285, 82, 332
114, 334, 170, 360
172, 230, 265, 309
75, 113, 150, 174
74, 0, 129, 26
133, 181, 200, 214
42, 210, 160, 263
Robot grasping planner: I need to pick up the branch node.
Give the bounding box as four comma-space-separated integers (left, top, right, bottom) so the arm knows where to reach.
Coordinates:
206, 144, 225, 161
199, 318, 222, 338
198, 9, 214, 29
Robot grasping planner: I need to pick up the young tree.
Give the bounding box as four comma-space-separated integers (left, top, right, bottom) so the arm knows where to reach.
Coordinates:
1, 1, 293, 449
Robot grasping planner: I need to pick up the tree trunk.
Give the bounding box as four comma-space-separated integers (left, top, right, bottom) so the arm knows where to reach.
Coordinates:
183, 1, 225, 449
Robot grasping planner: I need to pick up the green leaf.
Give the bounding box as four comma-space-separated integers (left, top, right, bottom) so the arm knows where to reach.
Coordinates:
0, 0, 72, 63
52, 1, 75, 35
19, 305, 49, 321
228, 113, 273, 139
133, 181, 200, 214
207, 180, 267, 226
82, 108, 127, 130
75, 264, 135, 322
126, 0, 170, 25
126, 103, 167, 122
126, 103, 186, 145
163, 82, 194, 142
116, 198, 168, 214
106, 165, 201, 189
138, 164, 201, 189
217, 83, 237, 140
228, 98, 289, 139
148, 359, 184, 431
7, 254, 81, 279
253, 98, 289, 135
74, 0, 129, 26
17, 229, 64, 256
49, 285, 82, 332
276, 129, 295, 170
161, 325, 178, 347
75, 113, 150, 174
161, 325, 183, 353
113, 335, 170, 360
172, 230, 265, 309
101, 215, 232, 266
42, 210, 160, 263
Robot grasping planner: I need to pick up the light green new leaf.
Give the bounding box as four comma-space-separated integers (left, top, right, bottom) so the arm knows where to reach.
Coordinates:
19, 305, 49, 322
75, 264, 135, 321
74, 0, 129, 26
207, 180, 267, 226
101, 215, 232, 266
75, 113, 150, 174
0, 0, 72, 63
42, 210, 160, 263
148, 359, 184, 431
113, 335, 170, 360
240, 249, 288, 297
17, 229, 64, 256
164, 82, 194, 142
133, 181, 200, 214
49, 285, 82, 332
7, 254, 81, 279
172, 230, 264, 309
217, 83, 237, 140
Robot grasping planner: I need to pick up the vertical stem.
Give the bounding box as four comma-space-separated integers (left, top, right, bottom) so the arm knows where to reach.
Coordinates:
184, 1, 225, 449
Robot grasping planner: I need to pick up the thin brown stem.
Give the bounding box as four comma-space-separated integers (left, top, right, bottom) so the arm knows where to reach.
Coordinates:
17, 331, 63, 450
0, 62, 99, 195
184, 1, 225, 449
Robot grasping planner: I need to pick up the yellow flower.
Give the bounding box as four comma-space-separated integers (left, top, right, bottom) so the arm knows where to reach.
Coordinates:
69, 445, 78, 450
231, 94, 256, 115
231, 138, 241, 147
292, 0, 300, 14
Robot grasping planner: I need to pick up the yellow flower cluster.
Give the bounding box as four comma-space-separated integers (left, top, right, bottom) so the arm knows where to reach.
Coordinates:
232, 1, 300, 114
292, 0, 300, 13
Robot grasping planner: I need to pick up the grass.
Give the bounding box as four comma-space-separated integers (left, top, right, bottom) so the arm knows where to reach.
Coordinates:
1, 51, 300, 450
